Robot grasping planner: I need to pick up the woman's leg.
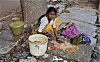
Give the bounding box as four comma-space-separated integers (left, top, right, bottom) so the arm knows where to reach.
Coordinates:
43, 24, 54, 36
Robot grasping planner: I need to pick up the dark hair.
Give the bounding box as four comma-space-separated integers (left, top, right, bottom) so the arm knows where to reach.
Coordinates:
46, 7, 57, 15
38, 7, 57, 23
38, 14, 46, 23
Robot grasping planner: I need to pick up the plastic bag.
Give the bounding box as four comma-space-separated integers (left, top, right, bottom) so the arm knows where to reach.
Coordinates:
82, 33, 91, 45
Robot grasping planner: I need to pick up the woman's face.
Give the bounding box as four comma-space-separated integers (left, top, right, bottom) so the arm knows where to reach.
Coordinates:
47, 11, 56, 20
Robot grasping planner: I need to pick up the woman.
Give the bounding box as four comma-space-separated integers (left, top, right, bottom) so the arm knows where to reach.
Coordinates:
38, 7, 60, 38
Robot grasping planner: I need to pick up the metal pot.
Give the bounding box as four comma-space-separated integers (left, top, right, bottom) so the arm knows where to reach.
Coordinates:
9, 17, 24, 36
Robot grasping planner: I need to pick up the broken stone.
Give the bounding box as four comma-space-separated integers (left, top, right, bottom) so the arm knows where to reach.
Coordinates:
0, 28, 13, 41
90, 37, 97, 49
0, 21, 3, 30
90, 18, 100, 62
64, 9, 70, 13
59, 7, 97, 24
0, 28, 19, 54
74, 21, 96, 37
19, 57, 37, 62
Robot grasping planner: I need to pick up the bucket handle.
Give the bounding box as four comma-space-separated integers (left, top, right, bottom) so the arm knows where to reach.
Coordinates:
35, 45, 39, 49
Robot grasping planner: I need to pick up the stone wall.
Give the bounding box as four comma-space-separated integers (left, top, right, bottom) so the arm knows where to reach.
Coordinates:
21, 0, 47, 24
99, 0, 100, 12
0, 0, 20, 18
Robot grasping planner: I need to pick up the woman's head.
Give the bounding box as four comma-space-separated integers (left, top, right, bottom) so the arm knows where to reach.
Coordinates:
46, 7, 57, 20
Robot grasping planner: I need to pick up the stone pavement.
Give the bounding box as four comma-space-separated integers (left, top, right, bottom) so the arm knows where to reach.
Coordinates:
58, 7, 97, 37
0, 28, 22, 54
58, 7, 97, 48
0, 27, 29, 55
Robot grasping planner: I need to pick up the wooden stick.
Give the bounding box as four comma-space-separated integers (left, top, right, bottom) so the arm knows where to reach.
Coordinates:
0, 13, 15, 22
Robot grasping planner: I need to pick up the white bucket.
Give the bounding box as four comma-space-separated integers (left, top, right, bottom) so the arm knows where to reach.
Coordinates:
28, 34, 48, 56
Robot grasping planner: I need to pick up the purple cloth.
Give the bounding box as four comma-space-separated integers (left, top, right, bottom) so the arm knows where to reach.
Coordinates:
61, 23, 79, 39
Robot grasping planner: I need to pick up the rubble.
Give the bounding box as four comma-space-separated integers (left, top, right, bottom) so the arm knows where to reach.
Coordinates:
47, 44, 92, 62
0, 1, 99, 62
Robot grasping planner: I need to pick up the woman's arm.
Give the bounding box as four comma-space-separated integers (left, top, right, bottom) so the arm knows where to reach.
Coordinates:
53, 18, 60, 40
53, 28, 58, 40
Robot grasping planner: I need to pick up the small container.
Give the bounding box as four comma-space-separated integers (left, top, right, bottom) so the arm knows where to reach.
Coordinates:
9, 17, 24, 36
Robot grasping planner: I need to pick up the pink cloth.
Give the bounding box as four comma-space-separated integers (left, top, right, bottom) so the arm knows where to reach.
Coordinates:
61, 23, 79, 39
